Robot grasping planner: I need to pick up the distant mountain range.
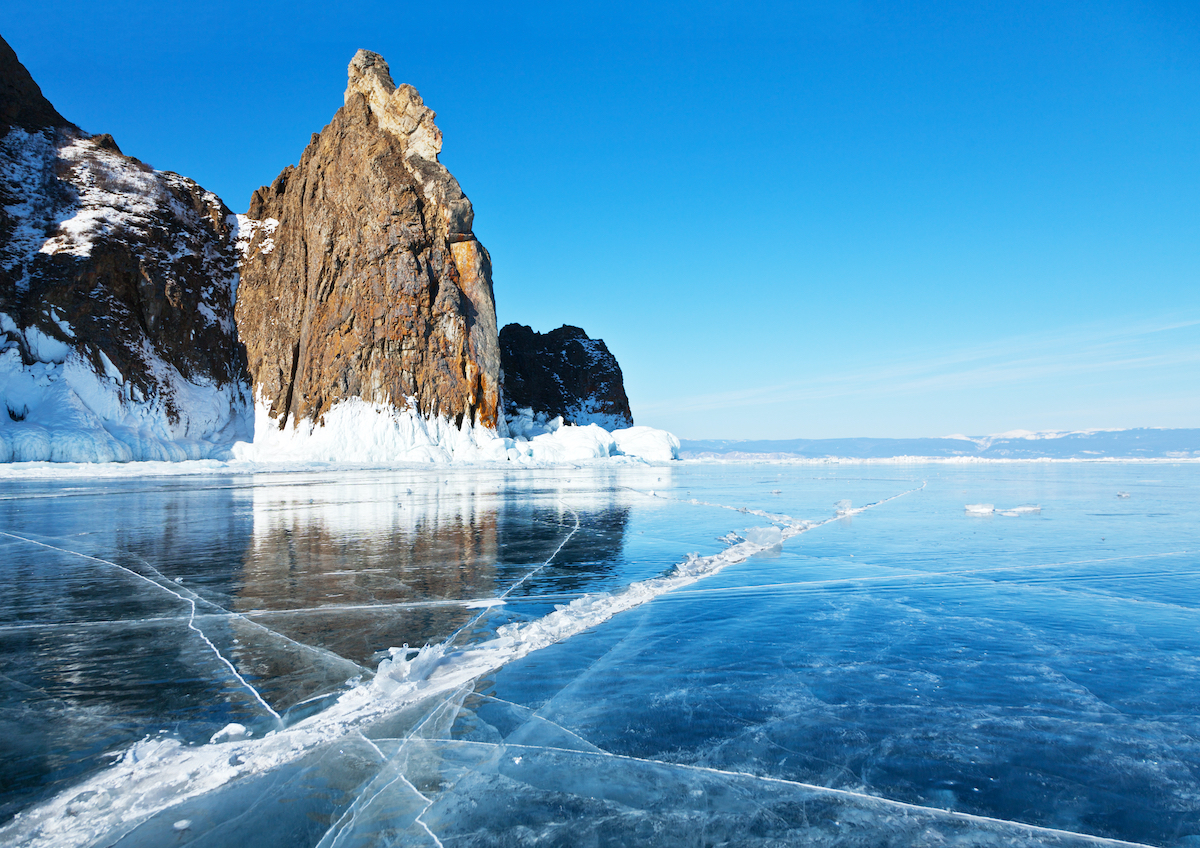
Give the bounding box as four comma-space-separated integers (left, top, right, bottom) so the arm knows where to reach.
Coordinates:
679, 428, 1200, 460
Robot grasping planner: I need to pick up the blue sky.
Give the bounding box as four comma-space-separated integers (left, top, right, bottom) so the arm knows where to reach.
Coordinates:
6, 1, 1198, 439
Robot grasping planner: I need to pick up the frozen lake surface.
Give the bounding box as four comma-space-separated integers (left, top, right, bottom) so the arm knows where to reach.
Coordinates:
1, 462, 1198, 846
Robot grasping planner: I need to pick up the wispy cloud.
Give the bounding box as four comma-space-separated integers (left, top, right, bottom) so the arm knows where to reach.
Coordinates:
638, 314, 1200, 417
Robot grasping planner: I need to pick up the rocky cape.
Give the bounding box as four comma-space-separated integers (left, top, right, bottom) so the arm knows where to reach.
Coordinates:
500, 323, 633, 432
0, 39, 677, 464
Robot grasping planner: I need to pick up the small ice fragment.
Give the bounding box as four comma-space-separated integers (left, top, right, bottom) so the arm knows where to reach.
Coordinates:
835, 499, 852, 515
1009, 504, 1040, 514
513, 756, 522, 764
174, 820, 191, 831
1117, 492, 1131, 498
742, 526, 783, 548
464, 598, 506, 609
965, 504, 994, 515
771, 489, 782, 495
210, 723, 250, 744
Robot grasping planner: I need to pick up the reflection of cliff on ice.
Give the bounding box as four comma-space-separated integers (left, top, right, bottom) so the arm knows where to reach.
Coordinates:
3, 479, 924, 848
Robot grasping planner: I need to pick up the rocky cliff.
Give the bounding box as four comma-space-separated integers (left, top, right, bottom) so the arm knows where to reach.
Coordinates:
500, 323, 633, 431
0, 40, 674, 464
234, 49, 500, 434
0, 35, 247, 461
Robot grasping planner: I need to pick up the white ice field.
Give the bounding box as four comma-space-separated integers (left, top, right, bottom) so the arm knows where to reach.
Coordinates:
0, 462, 1198, 847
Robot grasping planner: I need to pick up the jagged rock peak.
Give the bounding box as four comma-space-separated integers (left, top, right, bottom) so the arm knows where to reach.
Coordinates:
342, 49, 471, 235
346, 50, 437, 154
236, 50, 500, 433
0, 34, 73, 133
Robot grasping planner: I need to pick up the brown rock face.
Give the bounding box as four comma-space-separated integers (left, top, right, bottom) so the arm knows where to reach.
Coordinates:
235, 50, 500, 431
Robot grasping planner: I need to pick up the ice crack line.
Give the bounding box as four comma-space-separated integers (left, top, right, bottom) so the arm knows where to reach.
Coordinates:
318, 688, 468, 848
445, 502, 581, 647
417, 739, 1160, 848
119, 548, 369, 676
0, 530, 283, 725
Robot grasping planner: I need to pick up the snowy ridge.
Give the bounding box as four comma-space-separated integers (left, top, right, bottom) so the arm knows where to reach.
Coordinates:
0, 484, 920, 848
0, 125, 247, 461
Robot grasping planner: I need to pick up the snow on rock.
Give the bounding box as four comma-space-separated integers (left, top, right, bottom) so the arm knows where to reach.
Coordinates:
0, 318, 246, 462
1, 91, 247, 464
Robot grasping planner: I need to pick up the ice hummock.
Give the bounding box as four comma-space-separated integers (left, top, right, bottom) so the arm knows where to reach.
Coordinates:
228, 397, 680, 465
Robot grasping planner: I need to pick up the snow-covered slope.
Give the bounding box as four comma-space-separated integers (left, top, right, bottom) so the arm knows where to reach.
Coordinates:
0, 124, 248, 462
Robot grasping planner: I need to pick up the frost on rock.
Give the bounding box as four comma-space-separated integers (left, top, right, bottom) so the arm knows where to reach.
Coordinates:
0, 123, 249, 462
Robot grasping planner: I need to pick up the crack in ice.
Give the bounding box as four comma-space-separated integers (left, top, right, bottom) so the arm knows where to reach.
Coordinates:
0, 485, 923, 848
406, 738, 1164, 848
0, 530, 283, 724
444, 502, 581, 648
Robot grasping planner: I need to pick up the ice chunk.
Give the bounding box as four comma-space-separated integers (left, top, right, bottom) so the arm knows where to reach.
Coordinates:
612, 426, 681, 462
741, 525, 783, 548
209, 723, 251, 744
965, 504, 995, 515
23, 326, 71, 364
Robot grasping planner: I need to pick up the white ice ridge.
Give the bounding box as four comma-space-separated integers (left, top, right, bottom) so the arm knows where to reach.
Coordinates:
230, 397, 680, 465
0, 484, 922, 848
666, 549, 1194, 601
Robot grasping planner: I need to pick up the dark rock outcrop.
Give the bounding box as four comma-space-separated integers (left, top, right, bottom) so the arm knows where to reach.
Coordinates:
0, 35, 246, 461
235, 49, 500, 431
0, 35, 71, 133
500, 323, 633, 430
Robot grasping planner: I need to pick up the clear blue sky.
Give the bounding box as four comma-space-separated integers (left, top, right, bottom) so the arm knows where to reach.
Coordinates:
6, 1, 1199, 439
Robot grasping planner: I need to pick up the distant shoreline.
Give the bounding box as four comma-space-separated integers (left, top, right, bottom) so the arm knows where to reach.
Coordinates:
679, 454, 1200, 464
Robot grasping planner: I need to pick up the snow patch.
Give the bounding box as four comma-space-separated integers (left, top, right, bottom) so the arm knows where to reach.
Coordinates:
0, 339, 247, 463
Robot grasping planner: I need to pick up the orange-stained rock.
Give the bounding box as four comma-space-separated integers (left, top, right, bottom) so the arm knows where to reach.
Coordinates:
235, 50, 501, 431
